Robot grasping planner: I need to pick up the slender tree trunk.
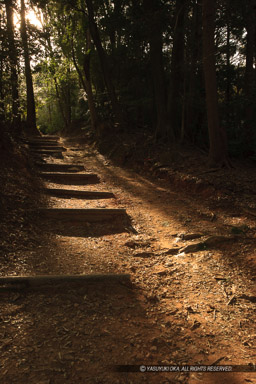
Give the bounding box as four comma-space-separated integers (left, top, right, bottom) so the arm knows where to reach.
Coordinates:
202, 0, 230, 166
71, 31, 98, 131
0, 13, 5, 120
186, 0, 202, 142
225, 0, 231, 131
5, 0, 21, 133
168, 0, 186, 139
63, 66, 72, 128
85, 0, 126, 128
20, 0, 38, 135
244, 0, 256, 152
53, 77, 68, 129
143, 0, 173, 141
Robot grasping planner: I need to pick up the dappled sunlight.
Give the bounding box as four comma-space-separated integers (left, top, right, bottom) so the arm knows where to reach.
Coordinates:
2, 0, 256, 380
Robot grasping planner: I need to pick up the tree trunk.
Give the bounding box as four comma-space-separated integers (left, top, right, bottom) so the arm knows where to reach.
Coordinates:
185, 0, 202, 142
143, 0, 173, 141
85, 0, 126, 128
53, 76, 68, 129
244, 0, 256, 153
0, 13, 5, 120
20, 0, 38, 135
225, 0, 231, 131
168, 0, 186, 140
202, 0, 230, 166
5, 0, 21, 133
71, 34, 98, 132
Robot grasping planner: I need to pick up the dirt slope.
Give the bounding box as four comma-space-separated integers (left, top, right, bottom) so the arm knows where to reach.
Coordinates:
0, 137, 255, 384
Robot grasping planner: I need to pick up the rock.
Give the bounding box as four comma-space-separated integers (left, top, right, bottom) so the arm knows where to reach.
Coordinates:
179, 236, 234, 254
204, 235, 234, 246
163, 248, 180, 255
124, 240, 139, 249
179, 243, 206, 254
150, 346, 157, 352
181, 233, 203, 240
125, 240, 151, 249
132, 251, 153, 258
155, 270, 168, 276
191, 321, 201, 330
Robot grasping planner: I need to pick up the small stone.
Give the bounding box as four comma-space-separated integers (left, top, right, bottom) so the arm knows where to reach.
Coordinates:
182, 233, 203, 240
133, 252, 153, 258
150, 346, 157, 352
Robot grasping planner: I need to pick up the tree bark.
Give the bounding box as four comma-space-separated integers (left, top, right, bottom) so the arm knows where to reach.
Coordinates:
202, 0, 230, 166
185, 0, 203, 142
71, 41, 99, 132
168, 0, 186, 140
71, 28, 99, 132
244, 0, 256, 152
143, 0, 173, 141
5, 0, 21, 133
85, 0, 126, 128
225, 0, 231, 131
20, 0, 38, 135
0, 12, 4, 120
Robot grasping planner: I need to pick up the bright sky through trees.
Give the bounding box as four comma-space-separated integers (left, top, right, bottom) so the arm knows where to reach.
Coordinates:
14, 5, 41, 29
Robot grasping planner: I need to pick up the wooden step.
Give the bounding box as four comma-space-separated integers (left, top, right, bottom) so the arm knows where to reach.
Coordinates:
35, 208, 127, 221
0, 273, 130, 287
30, 145, 66, 151
31, 148, 63, 154
27, 141, 59, 147
42, 135, 59, 139
32, 151, 64, 159
27, 138, 59, 143
40, 172, 100, 185
28, 135, 59, 140
27, 141, 59, 146
36, 163, 85, 172
42, 188, 114, 199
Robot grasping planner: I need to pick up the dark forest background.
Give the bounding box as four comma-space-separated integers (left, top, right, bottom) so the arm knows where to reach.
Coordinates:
1, 0, 256, 166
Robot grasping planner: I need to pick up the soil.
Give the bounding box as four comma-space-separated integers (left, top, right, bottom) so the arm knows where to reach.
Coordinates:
0, 134, 255, 384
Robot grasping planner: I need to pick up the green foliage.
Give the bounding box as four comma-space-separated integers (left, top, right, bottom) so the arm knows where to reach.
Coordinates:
1, 0, 255, 155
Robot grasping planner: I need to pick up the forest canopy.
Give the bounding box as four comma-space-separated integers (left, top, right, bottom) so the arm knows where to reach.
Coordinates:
1, 0, 256, 166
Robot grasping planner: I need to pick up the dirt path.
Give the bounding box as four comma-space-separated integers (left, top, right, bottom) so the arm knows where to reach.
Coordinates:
0, 137, 255, 384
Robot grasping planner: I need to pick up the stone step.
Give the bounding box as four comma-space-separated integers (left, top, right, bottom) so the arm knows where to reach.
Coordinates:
40, 172, 100, 185
36, 163, 85, 172
35, 208, 127, 222
0, 273, 130, 287
42, 188, 114, 199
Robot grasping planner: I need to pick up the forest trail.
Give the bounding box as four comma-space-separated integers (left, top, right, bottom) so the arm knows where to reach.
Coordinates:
0, 136, 255, 384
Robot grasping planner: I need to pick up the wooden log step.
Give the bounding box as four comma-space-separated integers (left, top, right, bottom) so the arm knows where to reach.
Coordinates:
31, 148, 64, 154
35, 208, 127, 221
27, 141, 59, 146
42, 135, 59, 139
27, 141, 59, 147
32, 150, 64, 159
0, 273, 130, 287
30, 145, 66, 151
36, 163, 85, 172
42, 188, 115, 199
40, 172, 100, 185
28, 135, 59, 140
33, 152, 64, 159
27, 138, 59, 143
